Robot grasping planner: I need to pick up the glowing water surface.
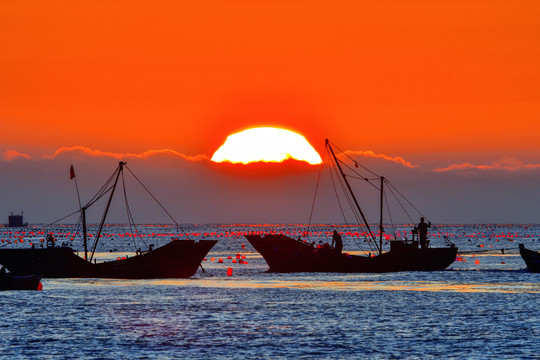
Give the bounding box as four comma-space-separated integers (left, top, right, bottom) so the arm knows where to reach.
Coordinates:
1, 224, 539, 358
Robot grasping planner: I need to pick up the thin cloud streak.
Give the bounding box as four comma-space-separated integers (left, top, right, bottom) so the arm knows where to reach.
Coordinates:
43, 146, 210, 162
2, 150, 32, 161
343, 150, 419, 168
433, 157, 540, 173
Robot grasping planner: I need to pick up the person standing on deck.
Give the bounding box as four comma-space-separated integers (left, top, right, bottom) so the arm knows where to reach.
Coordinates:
417, 217, 431, 249
332, 230, 343, 254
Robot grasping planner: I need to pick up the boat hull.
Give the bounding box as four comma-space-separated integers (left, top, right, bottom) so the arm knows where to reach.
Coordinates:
519, 244, 540, 273
246, 234, 457, 273
0, 274, 42, 291
0, 240, 217, 279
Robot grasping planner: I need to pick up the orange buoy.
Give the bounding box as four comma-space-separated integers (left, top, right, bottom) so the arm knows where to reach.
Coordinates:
475, 259, 480, 265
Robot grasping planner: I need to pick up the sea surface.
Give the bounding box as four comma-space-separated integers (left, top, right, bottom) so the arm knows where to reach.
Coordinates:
1, 224, 539, 359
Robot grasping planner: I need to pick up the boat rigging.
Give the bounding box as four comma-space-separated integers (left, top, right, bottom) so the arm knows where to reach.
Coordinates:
246, 139, 457, 273
0, 161, 217, 278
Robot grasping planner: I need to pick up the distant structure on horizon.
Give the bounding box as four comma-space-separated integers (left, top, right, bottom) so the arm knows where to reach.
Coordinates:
8, 211, 28, 227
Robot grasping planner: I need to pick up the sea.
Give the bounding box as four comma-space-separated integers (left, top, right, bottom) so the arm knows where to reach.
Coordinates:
1, 223, 539, 359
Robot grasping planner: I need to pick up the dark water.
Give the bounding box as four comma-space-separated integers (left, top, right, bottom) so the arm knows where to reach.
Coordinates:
1, 224, 540, 359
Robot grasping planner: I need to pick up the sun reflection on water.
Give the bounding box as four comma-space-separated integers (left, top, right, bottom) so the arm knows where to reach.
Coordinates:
86, 278, 540, 294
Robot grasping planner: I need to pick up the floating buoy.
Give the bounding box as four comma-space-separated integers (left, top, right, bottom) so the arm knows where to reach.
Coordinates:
37, 283, 43, 291
241, 244, 245, 249
227, 267, 233, 276
475, 259, 480, 265
218, 259, 223, 263
211, 257, 215, 262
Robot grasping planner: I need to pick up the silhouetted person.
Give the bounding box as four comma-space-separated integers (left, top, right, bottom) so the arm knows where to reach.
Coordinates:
332, 230, 343, 254
417, 217, 431, 249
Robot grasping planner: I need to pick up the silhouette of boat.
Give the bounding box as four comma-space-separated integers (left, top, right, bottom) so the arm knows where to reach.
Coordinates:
519, 244, 540, 273
0, 270, 42, 291
246, 140, 457, 273
0, 162, 217, 279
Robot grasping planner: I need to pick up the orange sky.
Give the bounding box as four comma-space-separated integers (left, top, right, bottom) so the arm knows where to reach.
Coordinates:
1, 1, 539, 160
1, 1, 540, 223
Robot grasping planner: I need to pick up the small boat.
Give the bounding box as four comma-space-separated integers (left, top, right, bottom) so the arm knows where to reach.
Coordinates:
0, 162, 217, 279
0, 269, 42, 291
519, 244, 540, 273
246, 140, 457, 273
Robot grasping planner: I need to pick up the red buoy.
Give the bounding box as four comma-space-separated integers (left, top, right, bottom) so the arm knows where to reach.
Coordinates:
227, 267, 233, 276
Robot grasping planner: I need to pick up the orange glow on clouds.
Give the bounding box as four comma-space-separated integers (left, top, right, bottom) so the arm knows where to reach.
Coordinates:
211, 127, 322, 165
433, 158, 540, 172
343, 150, 418, 169
45, 146, 209, 162
2, 150, 31, 162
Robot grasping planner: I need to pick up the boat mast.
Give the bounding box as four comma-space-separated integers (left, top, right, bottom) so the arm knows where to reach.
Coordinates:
379, 176, 384, 256
82, 207, 88, 261
325, 139, 377, 246
89, 162, 125, 263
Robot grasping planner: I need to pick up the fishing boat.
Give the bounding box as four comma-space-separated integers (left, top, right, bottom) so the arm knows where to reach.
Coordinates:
0, 269, 42, 291
519, 244, 540, 273
246, 140, 457, 273
0, 162, 217, 279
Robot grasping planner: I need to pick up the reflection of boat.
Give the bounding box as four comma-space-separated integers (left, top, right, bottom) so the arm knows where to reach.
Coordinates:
0, 271, 42, 291
519, 244, 540, 273
246, 140, 457, 273
0, 162, 217, 279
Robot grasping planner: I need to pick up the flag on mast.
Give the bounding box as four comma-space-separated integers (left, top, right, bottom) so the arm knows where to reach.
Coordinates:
70, 165, 75, 179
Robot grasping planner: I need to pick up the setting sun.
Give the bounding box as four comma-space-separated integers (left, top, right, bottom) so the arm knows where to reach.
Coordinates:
211, 127, 322, 165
